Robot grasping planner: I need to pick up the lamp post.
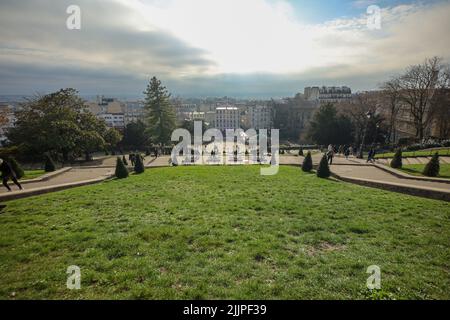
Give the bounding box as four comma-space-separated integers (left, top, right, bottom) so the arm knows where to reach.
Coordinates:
358, 111, 373, 159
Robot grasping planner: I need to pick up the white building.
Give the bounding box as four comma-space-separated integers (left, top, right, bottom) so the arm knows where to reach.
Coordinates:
304, 86, 352, 104
248, 105, 272, 130
85, 97, 128, 129
97, 113, 125, 129
215, 106, 241, 131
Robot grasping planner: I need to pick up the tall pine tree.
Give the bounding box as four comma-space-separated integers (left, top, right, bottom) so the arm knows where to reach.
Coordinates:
143, 77, 176, 145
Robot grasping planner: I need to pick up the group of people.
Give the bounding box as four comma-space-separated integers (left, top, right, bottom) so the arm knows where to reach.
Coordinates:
325, 144, 377, 164
0, 158, 23, 192
128, 153, 146, 166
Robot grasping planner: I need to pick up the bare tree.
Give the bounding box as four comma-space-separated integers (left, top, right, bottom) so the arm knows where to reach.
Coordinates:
380, 78, 401, 143
430, 67, 450, 139
397, 57, 449, 140
337, 91, 382, 144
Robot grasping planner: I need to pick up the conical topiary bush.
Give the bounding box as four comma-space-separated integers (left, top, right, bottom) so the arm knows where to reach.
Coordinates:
8, 157, 24, 179
302, 151, 313, 172
423, 153, 440, 177
390, 149, 403, 169
299, 148, 304, 156
44, 154, 56, 172
134, 154, 145, 174
115, 157, 129, 179
317, 154, 331, 178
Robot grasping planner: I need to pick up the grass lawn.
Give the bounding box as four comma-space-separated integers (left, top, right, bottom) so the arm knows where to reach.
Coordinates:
400, 163, 450, 179
376, 148, 450, 159
0, 166, 449, 300
21, 170, 46, 181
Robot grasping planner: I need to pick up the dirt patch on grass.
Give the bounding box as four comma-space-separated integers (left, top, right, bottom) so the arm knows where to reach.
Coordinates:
305, 242, 346, 256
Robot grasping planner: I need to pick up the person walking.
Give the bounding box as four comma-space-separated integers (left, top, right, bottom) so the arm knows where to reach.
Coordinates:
367, 148, 376, 163
344, 146, 350, 159
327, 144, 335, 165
0, 158, 23, 192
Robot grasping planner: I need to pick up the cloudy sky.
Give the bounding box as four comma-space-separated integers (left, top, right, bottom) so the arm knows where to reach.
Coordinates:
0, 0, 449, 98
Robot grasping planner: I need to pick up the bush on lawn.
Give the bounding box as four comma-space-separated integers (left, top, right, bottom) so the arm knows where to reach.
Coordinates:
122, 155, 128, 166
317, 154, 331, 178
115, 157, 129, 179
8, 157, 24, 179
302, 151, 313, 172
134, 154, 145, 174
44, 154, 56, 172
299, 148, 304, 156
390, 149, 403, 169
423, 153, 440, 177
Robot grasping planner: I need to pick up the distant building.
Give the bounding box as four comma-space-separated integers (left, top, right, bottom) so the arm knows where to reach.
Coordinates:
247, 105, 272, 130
85, 97, 126, 129
0, 104, 16, 146
97, 113, 125, 129
304, 86, 352, 104
124, 101, 146, 124
215, 106, 241, 131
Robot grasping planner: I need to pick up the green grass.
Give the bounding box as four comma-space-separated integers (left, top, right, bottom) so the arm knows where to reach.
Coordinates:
376, 149, 450, 159
399, 163, 450, 179
0, 166, 449, 300
21, 170, 46, 180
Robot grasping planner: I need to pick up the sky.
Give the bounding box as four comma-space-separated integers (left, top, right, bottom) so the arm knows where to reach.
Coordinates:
0, 0, 449, 98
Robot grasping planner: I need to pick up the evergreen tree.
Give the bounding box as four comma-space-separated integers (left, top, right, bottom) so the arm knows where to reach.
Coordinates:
122, 155, 128, 166
390, 149, 403, 169
115, 157, 129, 179
134, 154, 145, 174
423, 153, 440, 177
8, 157, 24, 179
317, 154, 331, 178
302, 151, 313, 172
44, 154, 56, 172
143, 77, 176, 145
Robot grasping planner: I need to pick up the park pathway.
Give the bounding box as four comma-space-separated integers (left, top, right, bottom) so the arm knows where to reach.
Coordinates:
1, 154, 449, 202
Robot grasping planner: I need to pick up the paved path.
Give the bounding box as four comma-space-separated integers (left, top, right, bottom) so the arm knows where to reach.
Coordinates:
0, 167, 114, 195
2, 153, 448, 201
331, 164, 450, 192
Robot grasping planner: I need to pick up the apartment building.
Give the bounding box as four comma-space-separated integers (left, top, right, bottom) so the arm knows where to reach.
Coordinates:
215, 106, 241, 131
248, 105, 272, 130
304, 86, 352, 104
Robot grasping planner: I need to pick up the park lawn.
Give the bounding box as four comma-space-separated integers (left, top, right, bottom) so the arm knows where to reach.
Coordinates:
0, 166, 449, 300
375, 148, 450, 159
400, 163, 450, 179
21, 170, 46, 180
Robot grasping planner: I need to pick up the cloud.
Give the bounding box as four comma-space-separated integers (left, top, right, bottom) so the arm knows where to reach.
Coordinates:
0, 0, 449, 97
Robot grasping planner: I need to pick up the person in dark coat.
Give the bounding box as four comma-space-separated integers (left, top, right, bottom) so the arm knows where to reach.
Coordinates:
0, 158, 23, 192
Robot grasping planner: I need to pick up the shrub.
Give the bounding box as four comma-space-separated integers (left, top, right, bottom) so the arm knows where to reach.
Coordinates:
134, 154, 145, 174
8, 157, 24, 179
299, 148, 304, 156
390, 149, 403, 169
317, 154, 331, 178
423, 153, 440, 177
115, 157, 129, 179
122, 155, 128, 166
302, 152, 313, 172
44, 154, 56, 172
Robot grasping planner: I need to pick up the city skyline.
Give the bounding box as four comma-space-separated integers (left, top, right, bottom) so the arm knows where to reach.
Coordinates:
1, 0, 449, 98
